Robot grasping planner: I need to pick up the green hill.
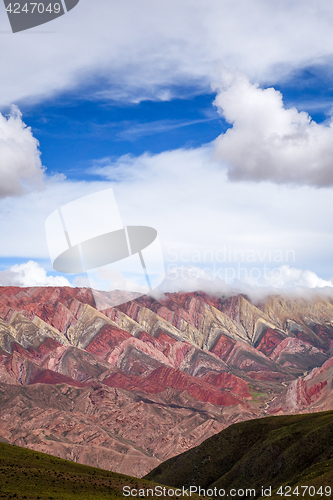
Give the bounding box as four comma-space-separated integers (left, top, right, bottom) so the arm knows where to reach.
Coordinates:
0, 441, 187, 500
3, 412, 333, 500
145, 411, 333, 500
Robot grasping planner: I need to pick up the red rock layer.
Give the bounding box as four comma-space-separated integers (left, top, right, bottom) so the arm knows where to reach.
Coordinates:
104, 366, 244, 407
256, 328, 286, 356
85, 324, 132, 360
202, 371, 251, 398
0, 286, 94, 333
211, 334, 235, 360
269, 357, 333, 414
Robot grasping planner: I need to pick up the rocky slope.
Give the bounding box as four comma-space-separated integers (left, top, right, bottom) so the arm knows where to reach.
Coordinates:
0, 286, 333, 476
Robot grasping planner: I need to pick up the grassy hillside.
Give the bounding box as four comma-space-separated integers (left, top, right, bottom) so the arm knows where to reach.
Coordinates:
0, 441, 185, 500
2, 412, 333, 500
145, 410, 333, 500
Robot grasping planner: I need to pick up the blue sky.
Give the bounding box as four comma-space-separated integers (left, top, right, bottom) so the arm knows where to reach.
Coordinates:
1, 0, 333, 293
16, 66, 333, 181
17, 92, 224, 180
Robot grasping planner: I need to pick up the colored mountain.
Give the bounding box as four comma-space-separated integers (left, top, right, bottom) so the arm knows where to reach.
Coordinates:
0, 286, 333, 476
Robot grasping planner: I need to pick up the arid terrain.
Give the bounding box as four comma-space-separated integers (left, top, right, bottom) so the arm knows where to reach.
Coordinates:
0, 286, 333, 476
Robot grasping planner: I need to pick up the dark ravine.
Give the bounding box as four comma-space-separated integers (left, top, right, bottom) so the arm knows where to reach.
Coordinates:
0, 286, 333, 476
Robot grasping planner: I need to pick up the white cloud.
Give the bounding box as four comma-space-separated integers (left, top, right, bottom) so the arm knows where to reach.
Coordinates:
0, 145, 333, 285
1, 259, 330, 298
78, 148, 333, 280
213, 71, 333, 186
156, 265, 231, 295
0, 106, 44, 197
151, 264, 333, 302
161, 263, 333, 290
2, 1, 333, 105
0, 260, 71, 287
236, 264, 333, 289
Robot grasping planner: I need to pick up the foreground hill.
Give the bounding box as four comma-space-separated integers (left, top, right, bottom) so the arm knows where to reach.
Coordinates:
145, 410, 333, 500
0, 286, 333, 475
0, 440, 174, 500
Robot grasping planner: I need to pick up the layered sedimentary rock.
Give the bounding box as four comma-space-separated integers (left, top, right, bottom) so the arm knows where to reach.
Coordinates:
0, 286, 333, 476
269, 356, 333, 414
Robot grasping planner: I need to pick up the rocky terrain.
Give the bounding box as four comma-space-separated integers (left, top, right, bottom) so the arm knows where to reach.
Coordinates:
0, 286, 333, 476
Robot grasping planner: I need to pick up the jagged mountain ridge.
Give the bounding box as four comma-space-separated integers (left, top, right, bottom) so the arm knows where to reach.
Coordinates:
0, 286, 333, 476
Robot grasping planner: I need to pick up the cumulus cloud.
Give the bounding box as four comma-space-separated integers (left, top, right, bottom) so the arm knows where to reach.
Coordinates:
238, 265, 333, 302
237, 264, 333, 289
0, 106, 44, 197
0, 261, 71, 287
213, 71, 333, 186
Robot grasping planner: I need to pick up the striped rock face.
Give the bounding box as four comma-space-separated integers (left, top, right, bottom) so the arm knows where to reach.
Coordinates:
0, 286, 333, 476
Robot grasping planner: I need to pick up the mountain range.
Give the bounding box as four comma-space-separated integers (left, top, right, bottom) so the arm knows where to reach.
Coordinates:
0, 286, 333, 476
